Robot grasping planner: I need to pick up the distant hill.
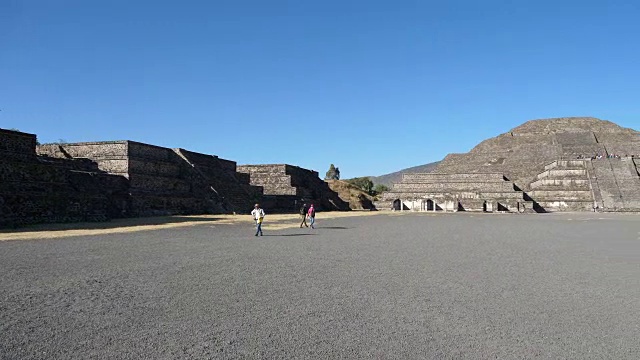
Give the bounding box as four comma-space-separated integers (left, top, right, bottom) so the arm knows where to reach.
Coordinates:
369, 161, 440, 187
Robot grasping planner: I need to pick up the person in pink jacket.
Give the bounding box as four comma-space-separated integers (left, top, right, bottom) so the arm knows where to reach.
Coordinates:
307, 204, 316, 229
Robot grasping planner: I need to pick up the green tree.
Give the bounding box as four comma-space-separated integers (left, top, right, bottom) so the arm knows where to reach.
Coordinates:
325, 164, 340, 180
372, 184, 390, 195
347, 177, 374, 195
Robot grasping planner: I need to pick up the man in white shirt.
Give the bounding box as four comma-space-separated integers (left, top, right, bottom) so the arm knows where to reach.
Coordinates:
250, 203, 265, 236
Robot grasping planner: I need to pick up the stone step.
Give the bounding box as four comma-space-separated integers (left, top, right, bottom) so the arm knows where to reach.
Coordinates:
530, 178, 590, 189
382, 190, 522, 201
535, 200, 595, 212
528, 190, 593, 201
530, 186, 591, 192
477, 192, 524, 199
244, 173, 291, 182
392, 182, 516, 192
373, 200, 394, 210
492, 199, 536, 213
401, 173, 505, 182
261, 185, 297, 195
544, 160, 589, 170
536, 169, 587, 179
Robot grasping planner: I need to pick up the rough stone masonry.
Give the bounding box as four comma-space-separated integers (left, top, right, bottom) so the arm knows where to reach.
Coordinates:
378, 117, 640, 213
0, 129, 347, 228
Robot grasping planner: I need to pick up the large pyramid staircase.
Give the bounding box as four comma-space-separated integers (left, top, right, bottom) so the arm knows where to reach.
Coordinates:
526, 160, 595, 212
590, 157, 640, 211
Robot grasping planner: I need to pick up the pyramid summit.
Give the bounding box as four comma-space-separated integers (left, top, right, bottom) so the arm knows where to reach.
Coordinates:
380, 117, 640, 212
508, 116, 635, 134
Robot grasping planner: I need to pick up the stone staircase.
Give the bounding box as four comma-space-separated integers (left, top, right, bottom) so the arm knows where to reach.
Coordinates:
436, 143, 562, 191
174, 149, 262, 213
590, 157, 640, 211
526, 160, 594, 211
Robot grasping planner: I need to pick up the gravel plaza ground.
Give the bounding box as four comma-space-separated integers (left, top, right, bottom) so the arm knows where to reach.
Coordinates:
1, 211, 639, 359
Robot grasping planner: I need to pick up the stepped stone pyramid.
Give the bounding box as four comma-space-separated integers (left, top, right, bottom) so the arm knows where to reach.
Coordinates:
237, 164, 350, 212
37, 141, 263, 215
380, 117, 640, 212
2, 126, 352, 227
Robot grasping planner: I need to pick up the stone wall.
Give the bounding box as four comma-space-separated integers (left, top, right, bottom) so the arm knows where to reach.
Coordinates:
0, 129, 37, 158
3, 129, 353, 227
237, 165, 296, 196
392, 182, 516, 192
1, 130, 129, 227
237, 164, 350, 212
381, 172, 528, 212
37, 141, 242, 216
175, 148, 262, 213
401, 173, 505, 182
38, 142, 129, 175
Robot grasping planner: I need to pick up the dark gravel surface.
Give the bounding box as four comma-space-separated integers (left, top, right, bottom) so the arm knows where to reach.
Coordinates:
1, 212, 639, 359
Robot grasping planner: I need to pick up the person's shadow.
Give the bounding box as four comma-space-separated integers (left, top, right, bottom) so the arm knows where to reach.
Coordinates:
262, 233, 316, 237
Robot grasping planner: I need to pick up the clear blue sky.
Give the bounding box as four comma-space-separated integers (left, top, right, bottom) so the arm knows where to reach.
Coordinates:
1, 0, 639, 178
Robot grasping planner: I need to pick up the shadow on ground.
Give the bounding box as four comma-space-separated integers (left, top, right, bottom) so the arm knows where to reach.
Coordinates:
262, 233, 317, 237
0, 216, 228, 234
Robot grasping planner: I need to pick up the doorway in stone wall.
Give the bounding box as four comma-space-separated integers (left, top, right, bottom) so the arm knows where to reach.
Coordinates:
426, 199, 434, 211
392, 199, 401, 211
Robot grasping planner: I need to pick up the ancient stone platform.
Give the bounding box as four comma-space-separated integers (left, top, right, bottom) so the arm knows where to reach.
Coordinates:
0, 129, 128, 227
379, 117, 640, 212
237, 164, 350, 212
37, 141, 260, 216
380, 173, 532, 212
1, 128, 346, 227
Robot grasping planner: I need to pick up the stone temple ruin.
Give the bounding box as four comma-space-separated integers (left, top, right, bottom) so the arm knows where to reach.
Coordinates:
379, 117, 640, 212
0, 128, 349, 227
2, 117, 639, 227
237, 165, 349, 212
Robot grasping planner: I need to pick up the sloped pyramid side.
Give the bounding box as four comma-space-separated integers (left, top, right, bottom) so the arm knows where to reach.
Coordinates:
381, 117, 640, 212
435, 117, 640, 190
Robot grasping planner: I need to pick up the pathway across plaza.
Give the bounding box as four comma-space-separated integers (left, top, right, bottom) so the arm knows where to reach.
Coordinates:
1, 212, 639, 359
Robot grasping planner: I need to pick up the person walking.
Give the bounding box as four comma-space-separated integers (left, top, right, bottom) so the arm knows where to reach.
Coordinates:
299, 203, 309, 228
307, 204, 316, 229
251, 203, 265, 236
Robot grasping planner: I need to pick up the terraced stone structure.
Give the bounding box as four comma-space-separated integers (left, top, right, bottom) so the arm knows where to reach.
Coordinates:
386, 173, 532, 213
2, 127, 349, 227
237, 164, 350, 212
0, 129, 128, 227
381, 117, 640, 212
37, 141, 263, 215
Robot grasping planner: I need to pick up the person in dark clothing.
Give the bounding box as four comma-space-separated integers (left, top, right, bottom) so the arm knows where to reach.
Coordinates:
299, 203, 309, 228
